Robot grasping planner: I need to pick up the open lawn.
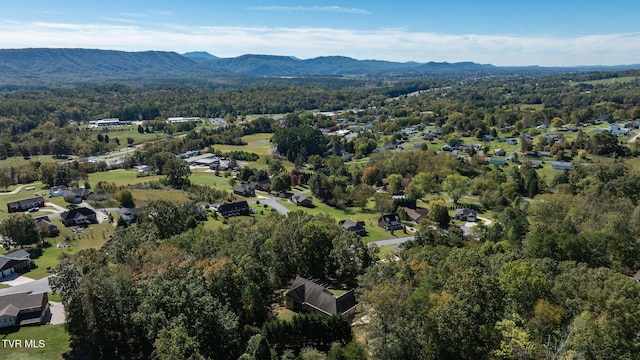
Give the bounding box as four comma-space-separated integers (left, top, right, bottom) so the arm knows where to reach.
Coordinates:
21, 220, 116, 279
276, 198, 409, 242
88, 169, 163, 187
130, 188, 192, 206
0, 324, 70, 360
208, 133, 295, 170
0, 155, 63, 170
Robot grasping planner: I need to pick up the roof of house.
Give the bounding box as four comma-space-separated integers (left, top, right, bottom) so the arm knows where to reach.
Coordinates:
405, 207, 429, 221
233, 184, 254, 193
455, 208, 477, 217
0, 292, 46, 318
4, 249, 30, 260
60, 207, 96, 221
116, 207, 143, 219
339, 219, 365, 232
286, 276, 356, 316
380, 213, 402, 225
292, 194, 311, 203
7, 196, 44, 208
218, 201, 250, 213
634, 270, 640, 281
71, 188, 93, 198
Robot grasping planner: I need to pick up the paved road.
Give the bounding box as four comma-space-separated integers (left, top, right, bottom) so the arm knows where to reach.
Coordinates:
368, 236, 415, 247
0, 184, 26, 195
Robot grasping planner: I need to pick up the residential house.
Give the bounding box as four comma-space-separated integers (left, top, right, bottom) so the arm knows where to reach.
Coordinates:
0, 291, 50, 328
291, 194, 313, 207
489, 158, 507, 166
404, 207, 429, 223
217, 201, 252, 217
249, 179, 272, 192
285, 276, 357, 318
339, 219, 366, 236
6, 197, 45, 213
506, 139, 518, 145
494, 148, 506, 156
633, 270, 640, 283
34, 216, 59, 237
455, 208, 477, 222
49, 186, 67, 197
378, 213, 404, 231
233, 184, 255, 197
0, 250, 33, 278
116, 207, 143, 225
59, 207, 97, 227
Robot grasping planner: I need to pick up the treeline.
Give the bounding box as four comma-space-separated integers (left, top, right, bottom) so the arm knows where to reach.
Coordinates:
52, 211, 378, 359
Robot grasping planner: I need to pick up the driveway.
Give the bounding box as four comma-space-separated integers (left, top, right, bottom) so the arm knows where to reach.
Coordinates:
0, 184, 26, 195
368, 236, 415, 247
0, 273, 35, 286
47, 301, 66, 325
259, 197, 290, 216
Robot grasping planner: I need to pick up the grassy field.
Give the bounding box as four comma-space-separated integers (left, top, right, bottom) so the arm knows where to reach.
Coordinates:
88, 169, 163, 187
8, 220, 116, 280
0, 155, 63, 170
0, 324, 70, 360
276, 198, 410, 242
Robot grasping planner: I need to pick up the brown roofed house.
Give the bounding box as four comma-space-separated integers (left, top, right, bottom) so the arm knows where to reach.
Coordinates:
285, 276, 357, 318
291, 194, 313, 207
339, 219, 366, 236
404, 207, 429, 223
0, 292, 50, 328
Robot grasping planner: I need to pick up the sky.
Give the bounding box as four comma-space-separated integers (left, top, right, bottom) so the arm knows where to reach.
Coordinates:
2, 0, 640, 66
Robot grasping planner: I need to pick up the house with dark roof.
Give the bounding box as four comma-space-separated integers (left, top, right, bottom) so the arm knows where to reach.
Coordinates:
6, 197, 45, 213
285, 276, 357, 318
339, 219, 366, 236
217, 201, 252, 217
249, 179, 272, 192
233, 183, 255, 197
455, 208, 477, 222
116, 207, 143, 225
0, 250, 33, 278
60, 207, 97, 227
0, 292, 50, 328
404, 207, 429, 223
291, 194, 313, 207
34, 216, 59, 237
378, 213, 404, 231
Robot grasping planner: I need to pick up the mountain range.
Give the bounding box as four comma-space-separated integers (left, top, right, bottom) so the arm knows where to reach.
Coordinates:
0, 48, 639, 88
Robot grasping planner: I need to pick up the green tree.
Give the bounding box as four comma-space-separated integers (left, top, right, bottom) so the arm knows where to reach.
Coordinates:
270, 172, 291, 194
164, 157, 191, 189
115, 189, 135, 207
442, 174, 470, 203
1, 213, 39, 247
385, 173, 404, 195
154, 326, 205, 360
429, 203, 451, 227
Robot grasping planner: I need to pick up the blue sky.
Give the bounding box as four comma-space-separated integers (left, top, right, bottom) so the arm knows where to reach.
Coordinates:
2, 0, 640, 66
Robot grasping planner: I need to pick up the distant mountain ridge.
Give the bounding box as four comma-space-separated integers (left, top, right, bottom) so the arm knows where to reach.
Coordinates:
0, 48, 639, 88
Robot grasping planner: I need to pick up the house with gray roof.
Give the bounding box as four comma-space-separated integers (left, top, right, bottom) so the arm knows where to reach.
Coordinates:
285, 276, 357, 318
0, 291, 49, 328
116, 207, 143, 225
0, 250, 33, 278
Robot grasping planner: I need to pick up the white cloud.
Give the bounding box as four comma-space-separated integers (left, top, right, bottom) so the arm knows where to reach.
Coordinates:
248, 6, 371, 15
0, 20, 639, 66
